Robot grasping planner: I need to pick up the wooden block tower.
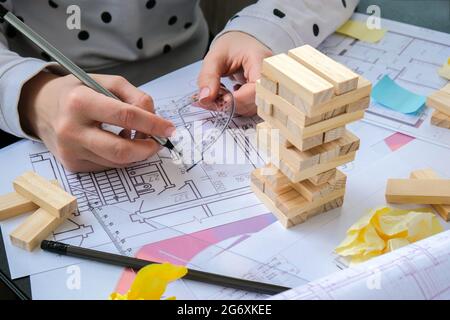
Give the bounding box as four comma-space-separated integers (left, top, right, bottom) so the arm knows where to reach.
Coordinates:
427, 84, 450, 130
251, 45, 372, 228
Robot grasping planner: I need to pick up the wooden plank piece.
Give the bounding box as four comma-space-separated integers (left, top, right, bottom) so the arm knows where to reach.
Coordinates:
288, 45, 359, 95
386, 179, 450, 204
0, 180, 60, 221
308, 169, 337, 186
292, 170, 347, 202
13, 171, 77, 218
262, 53, 334, 106
277, 76, 372, 117
430, 110, 450, 129
410, 169, 450, 221
427, 90, 450, 116
10, 208, 66, 251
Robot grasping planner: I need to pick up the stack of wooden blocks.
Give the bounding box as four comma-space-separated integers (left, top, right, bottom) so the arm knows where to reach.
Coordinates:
427, 84, 450, 129
251, 45, 372, 228
0, 171, 77, 251
386, 169, 450, 222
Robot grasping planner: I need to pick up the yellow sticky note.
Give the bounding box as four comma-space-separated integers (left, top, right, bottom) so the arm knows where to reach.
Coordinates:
336, 207, 443, 265
336, 20, 387, 43
438, 58, 450, 80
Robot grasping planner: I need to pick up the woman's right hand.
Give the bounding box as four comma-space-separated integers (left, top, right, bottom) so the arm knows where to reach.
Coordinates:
19, 72, 175, 172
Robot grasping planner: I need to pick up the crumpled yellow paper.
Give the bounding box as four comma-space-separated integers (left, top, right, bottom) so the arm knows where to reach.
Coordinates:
110, 263, 188, 300
336, 207, 443, 265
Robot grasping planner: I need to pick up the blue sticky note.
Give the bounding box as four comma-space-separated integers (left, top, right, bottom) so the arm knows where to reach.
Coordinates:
371, 75, 426, 114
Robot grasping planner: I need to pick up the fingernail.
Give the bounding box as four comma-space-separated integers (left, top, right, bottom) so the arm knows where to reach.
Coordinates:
199, 87, 211, 103
165, 126, 176, 138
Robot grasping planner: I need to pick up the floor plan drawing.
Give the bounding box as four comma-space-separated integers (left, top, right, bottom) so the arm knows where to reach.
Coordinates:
318, 13, 450, 147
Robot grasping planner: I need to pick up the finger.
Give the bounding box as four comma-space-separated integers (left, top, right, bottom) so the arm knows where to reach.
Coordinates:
197, 51, 228, 105
77, 88, 175, 137
64, 159, 110, 173
80, 148, 131, 169
233, 83, 257, 116
92, 75, 155, 113
83, 128, 162, 165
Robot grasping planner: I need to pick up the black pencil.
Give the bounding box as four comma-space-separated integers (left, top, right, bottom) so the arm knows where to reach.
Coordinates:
41, 240, 290, 296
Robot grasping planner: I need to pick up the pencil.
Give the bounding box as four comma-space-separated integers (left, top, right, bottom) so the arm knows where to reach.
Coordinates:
41, 240, 290, 296
0, 5, 180, 156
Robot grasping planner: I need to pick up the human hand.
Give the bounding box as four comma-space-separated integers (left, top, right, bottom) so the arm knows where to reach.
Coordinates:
19, 73, 175, 172
197, 31, 273, 116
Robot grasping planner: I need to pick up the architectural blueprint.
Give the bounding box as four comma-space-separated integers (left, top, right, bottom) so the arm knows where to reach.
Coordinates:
318, 13, 450, 148
269, 230, 450, 300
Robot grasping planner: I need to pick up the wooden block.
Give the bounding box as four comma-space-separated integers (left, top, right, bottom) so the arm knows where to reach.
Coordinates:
272, 105, 288, 126
255, 95, 273, 116
288, 45, 359, 95
251, 182, 342, 228
324, 126, 346, 143
430, 110, 450, 129
13, 171, 77, 218
277, 152, 356, 183
277, 76, 372, 117
323, 197, 345, 212
10, 208, 66, 251
427, 89, 450, 116
0, 180, 61, 221
277, 187, 346, 218
250, 168, 266, 193
262, 54, 334, 106
323, 106, 347, 120
308, 169, 337, 186
347, 96, 370, 113
0, 193, 39, 221
292, 170, 347, 202
301, 110, 364, 138
257, 107, 324, 151
260, 76, 278, 94
410, 169, 450, 221
256, 81, 324, 127
386, 179, 450, 204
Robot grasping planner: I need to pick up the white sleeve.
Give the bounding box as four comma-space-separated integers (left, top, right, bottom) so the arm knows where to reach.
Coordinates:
0, 30, 59, 139
216, 0, 359, 53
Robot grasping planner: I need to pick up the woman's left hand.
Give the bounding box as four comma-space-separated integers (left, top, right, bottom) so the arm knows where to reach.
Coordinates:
197, 31, 273, 116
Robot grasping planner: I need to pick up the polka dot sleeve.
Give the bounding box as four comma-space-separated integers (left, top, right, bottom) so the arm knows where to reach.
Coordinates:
215, 0, 359, 53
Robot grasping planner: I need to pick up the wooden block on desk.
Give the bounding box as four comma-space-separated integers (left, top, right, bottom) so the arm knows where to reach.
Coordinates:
13, 171, 77, 218
430, 110, 450, 129
427, 90, 450, 116
277, 152, 355, 183
324, 126, 346, 143
260, 76, 278, 94
347, 96, 370, 113
308, 169, 337, 186
257, 107, 324, 151
251, 182, 343, 228
277, 187, 346, 218
410, 169, 450, 221
256, 82, 323, 127
255, 95, 273, 116
288, 45, 359, 95
0, 192, 38, 221
386, 179, 450, 204
0, 180, 61, 221
10, 208, 66, 251
278, 77, 371, 117
262, 54, 334, 106
292, 170, 347, 202
301, 110, 364, 138
323, 106, 347, 120
272, 105, 288, 126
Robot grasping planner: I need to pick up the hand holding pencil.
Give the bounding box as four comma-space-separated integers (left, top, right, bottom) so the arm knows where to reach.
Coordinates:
0, 5, 177, 173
